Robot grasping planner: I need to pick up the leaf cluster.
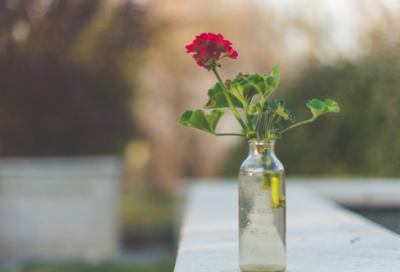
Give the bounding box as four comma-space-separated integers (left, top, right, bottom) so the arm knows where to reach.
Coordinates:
178, 65, 340, 140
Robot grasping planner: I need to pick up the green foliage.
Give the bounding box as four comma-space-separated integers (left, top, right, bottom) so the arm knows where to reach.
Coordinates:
249, 103, 261, 116
181, 64, 338, 141
265, 64, 281, 95
307, 99, 340, 119
273, 123, 283, 130
182, 66, 283, 138
267, 130, 282, 139
178, 109, 226, 135
274, 99, 295, 122
228, 73, 260, 105
228, 65, 280, 106
204, 83, 243, 109
204, 65, 280, 111
263, 101, 273, 112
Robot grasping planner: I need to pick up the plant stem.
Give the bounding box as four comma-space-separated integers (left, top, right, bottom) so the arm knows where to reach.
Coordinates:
215, 133, 246, 137
264, 112, 268, 137
280, 118, 315, 134
243, 103, 254, 130
268, 113, 277, 131
255, 98, 265, 138
212, 67, 248, 132
255, 112, 262, 139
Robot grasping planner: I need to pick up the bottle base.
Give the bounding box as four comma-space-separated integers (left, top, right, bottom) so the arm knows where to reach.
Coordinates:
240, 264, 286, 272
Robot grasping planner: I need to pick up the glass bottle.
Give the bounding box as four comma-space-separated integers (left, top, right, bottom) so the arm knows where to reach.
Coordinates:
238, 140, 286, 272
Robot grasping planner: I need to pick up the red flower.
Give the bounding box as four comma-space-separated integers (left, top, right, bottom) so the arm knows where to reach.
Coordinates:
185, 33, 238, 70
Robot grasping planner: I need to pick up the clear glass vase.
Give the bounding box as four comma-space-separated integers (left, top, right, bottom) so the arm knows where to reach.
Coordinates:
238, 140, 286, 272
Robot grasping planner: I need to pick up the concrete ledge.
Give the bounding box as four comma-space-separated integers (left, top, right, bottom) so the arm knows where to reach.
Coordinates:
174, 180, 400, 272
289, 178, 400, 207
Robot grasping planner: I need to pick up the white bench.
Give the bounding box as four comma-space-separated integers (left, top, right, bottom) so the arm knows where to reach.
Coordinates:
0, 156, 121, 261
174, 179, 400, 272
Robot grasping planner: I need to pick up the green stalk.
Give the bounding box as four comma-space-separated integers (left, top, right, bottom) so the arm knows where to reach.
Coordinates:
215, 133, 246, 137
243, 103, 254, 130
280, 118, 315, 134
212, 67, 249, 132
264, 112, 269, 138
255, 98, 265, 136
268, 113, 277, 131
255, 112, 262, 139
269, 116, 282, 132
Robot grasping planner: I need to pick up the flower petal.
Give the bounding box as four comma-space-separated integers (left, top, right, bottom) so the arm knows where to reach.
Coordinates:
197, 33, 208, 43
216, 34, 224, 44
186, 33, 238, 68
225, 46, 238, 59
185, 44, 196, 53
221, 40, 232, 51
196, 61, 206, 68
229, 50, 238, 59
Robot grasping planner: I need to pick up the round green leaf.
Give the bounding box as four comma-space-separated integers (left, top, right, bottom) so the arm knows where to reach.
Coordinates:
307, 99, 340, 118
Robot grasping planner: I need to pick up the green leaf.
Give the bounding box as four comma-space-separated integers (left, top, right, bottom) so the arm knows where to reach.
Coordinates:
228, 75, 259, 105
207, 109, 226, 132
271, 64, 280, 85
205, 65, 281, 110
228, 65, 281, 105
263, 100, 272, 112
204, 83, 243, 109
307, 99, 340, 119
178, 109, 226, 135
262, 64, 280, 98
249, 103, 261, 115
274, 99, 295, 122
266, 130, 282, 140
246, 72, 270, 98
273, 123, 283, 130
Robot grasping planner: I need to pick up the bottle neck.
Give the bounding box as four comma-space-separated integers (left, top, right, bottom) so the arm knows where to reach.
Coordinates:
249, 140, 276, 156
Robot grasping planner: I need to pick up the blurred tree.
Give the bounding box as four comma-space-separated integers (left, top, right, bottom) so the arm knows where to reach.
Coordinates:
0, 0, 148, 156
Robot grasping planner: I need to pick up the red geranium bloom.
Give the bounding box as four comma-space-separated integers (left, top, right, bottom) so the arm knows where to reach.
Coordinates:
185, 33, 238, 70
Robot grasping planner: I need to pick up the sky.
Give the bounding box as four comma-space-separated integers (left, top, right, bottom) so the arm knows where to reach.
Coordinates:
255, 0, 400, 61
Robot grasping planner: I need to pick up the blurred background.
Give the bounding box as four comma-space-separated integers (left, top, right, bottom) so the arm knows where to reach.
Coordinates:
0, 0, 399, 271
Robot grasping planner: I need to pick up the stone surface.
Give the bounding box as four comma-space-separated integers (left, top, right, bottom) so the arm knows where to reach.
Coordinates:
289, 178, 400, 207
0, 156, 121, 261
174, 182, 238, 272
174, 180, 400, 272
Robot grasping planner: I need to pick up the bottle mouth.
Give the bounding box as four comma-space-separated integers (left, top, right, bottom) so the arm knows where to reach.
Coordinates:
248, 139, 276, 145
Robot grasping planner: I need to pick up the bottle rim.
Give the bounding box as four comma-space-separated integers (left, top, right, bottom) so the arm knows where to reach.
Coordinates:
248, 139, 276, 145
